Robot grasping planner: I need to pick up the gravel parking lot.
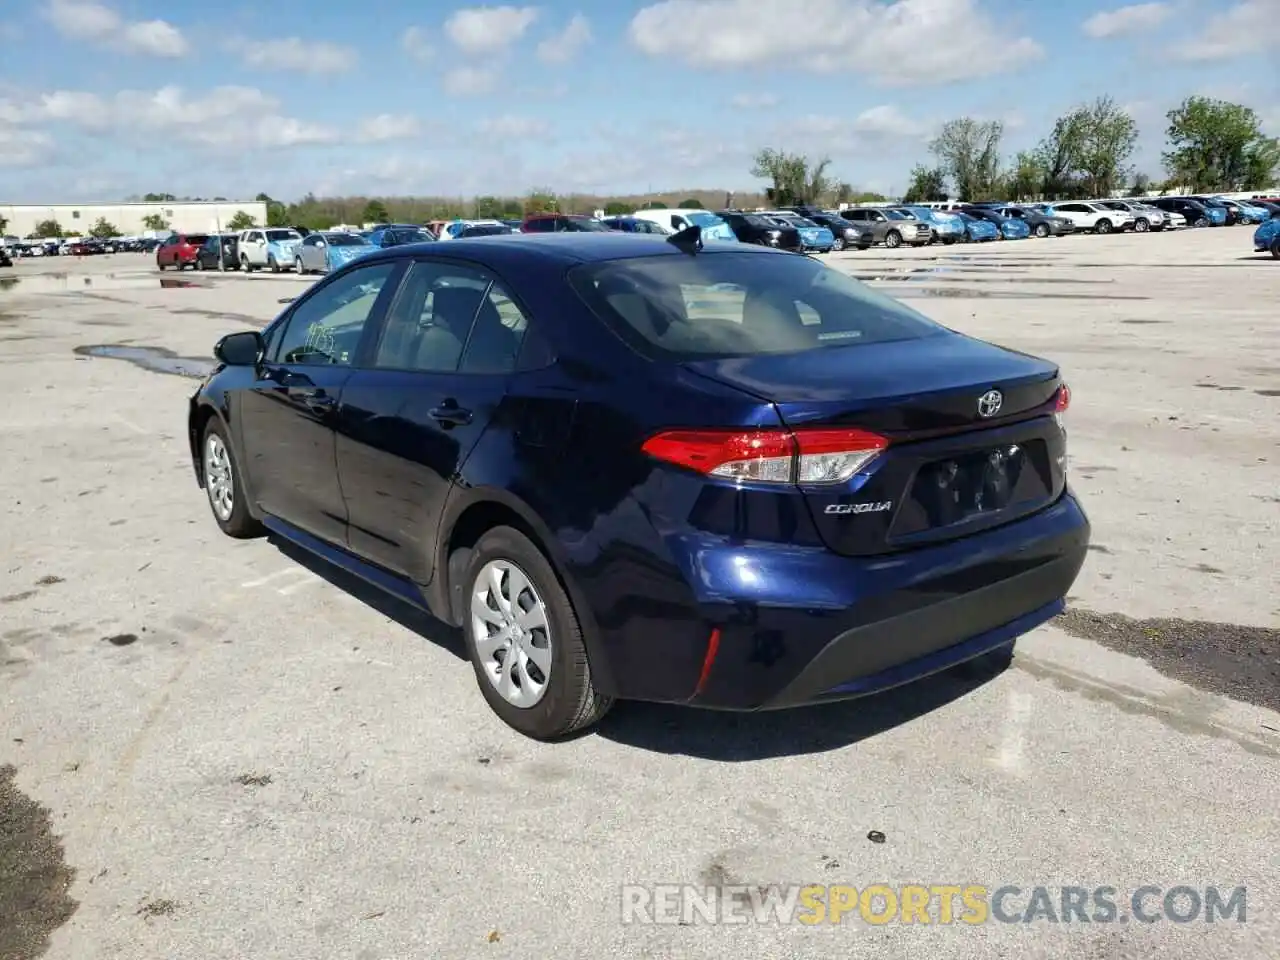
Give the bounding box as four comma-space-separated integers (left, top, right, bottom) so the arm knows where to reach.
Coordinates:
1, 228, 1277, 960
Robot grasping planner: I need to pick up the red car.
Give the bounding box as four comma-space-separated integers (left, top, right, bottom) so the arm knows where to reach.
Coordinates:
156, 234, 209, 271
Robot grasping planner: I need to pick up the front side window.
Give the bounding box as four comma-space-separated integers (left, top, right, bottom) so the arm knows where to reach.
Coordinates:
274, 262, 398, 366
569, 252, 945, 361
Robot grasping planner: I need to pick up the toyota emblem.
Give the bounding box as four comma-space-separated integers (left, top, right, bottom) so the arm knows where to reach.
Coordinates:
977, 389, 1003, 418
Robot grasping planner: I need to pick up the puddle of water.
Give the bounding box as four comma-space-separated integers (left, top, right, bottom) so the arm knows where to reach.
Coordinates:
0, 274, 203, 294
73, 344, 214, 378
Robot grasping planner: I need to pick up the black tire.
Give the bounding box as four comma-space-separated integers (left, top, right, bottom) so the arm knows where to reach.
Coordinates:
201, 417, 263, 539
268, 255, 280, 274
1195, 217, 1209, 228
831, 238, 845, 252
241, 255, 255, 272
1034, 223, 1049, 238
295, 257, 306, 275
1095, 219, 1113, 235
1134, 218, 1149, 233
1271, 237, 1280, 259
461, 526, 613, 740
885, 230, 902, 249
196, 257, 205, 270
157, 260, 166, 271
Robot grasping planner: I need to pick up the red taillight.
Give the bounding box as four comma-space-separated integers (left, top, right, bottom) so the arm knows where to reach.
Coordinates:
641, 427, 889, 485
1054, 383, 1071, 412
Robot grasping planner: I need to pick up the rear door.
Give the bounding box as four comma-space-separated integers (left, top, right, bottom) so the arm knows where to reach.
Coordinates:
236, 259, 404, 544
335, 258, 531, 579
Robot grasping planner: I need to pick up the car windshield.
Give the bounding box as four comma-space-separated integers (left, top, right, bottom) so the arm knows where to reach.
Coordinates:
266, 230, 300, 241
744, 215, 777, 228
685, 212, 727, 230
386, 228, 433, 242
325, 233, 369, 246
565, 218, 611, 232
567, 252, 945, 361
883, 209, 910, 220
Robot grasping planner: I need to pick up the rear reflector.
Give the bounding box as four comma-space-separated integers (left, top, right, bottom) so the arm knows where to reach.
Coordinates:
642, 427, 889, 485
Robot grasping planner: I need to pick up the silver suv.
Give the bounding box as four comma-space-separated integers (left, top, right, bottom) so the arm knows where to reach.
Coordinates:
1096, 200, 1168, 233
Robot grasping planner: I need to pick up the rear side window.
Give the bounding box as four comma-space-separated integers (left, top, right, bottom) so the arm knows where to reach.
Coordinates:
186, 234, 209, 245
567, 252, 945, 361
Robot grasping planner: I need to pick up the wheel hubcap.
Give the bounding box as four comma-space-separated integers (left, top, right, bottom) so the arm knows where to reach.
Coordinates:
204, 434, 234, 521
471, 560, 552, 708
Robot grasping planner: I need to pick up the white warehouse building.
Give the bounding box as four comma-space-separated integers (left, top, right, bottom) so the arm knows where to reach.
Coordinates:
0, 200, 268, 238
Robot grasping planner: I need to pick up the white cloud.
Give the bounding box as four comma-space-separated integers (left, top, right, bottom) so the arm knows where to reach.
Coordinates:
0, 126, 54, 167
1081, 3, 1170, 38
1176, 0, 1274, 60
729, 92, 780, 109
628, 0, 1043, 86
43, 0, 188, 57
233, 37, 359, 73
850, 104, 929, 137
442, 66, 500, 96
536, 14, 591, 63
402, 25, 434, 62
356, 114, 422, 142
7, 86, 341, 150
778, 106, 931, 152
445, 5, 538, 53
474, 115, 548, 138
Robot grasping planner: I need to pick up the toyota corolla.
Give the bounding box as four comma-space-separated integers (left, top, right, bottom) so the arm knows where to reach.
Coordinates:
188, 229, 1090, 740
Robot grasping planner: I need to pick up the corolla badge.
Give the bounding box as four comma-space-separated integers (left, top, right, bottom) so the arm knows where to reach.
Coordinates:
977, 389, 1003, 418
825, 501, 892, 515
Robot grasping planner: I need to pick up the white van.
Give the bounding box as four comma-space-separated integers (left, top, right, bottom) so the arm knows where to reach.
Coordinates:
630, 208, 738, 242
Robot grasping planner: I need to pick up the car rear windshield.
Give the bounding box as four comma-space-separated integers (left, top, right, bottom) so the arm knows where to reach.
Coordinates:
564, 218, 611, 232
326, 233, 368, 246
266, 229, 299, 241
185, 234, 209, 245
567, 252, 945, 361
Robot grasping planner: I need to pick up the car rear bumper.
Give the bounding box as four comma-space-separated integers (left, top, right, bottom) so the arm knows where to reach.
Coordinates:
672, 491, 1089, 710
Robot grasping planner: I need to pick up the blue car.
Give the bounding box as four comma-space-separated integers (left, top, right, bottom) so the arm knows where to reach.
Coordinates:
767, 212, 835, 252
892, 206, 966, 244
958, 206, 1030, 240
188, 232, 1089, 740
953, 211, 1000, 242
1254, 218, 1280, 257
368, 223, 437, 248
602, 216, 671, 235
294, 231, 376, 275
1214, 198, 1267, 224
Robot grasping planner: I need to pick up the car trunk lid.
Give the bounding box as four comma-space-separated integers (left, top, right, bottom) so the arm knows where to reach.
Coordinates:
682, 333, 1069, 556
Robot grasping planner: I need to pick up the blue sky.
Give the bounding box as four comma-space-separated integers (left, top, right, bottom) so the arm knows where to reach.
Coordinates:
0, 0, 1275, 201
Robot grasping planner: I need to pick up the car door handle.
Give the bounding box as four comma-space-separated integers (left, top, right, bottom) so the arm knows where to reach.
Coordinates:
429, 402, 473, 426
292, 388, 336, 412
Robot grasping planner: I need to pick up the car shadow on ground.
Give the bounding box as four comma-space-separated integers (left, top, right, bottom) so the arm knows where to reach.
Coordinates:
595, 659, 1009, 761
268, 536, 466, 660
267, 534, 1008, 760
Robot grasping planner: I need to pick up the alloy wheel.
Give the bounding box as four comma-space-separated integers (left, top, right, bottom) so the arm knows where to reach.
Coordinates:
471, 559, 552, 708
204, 434, 234, 522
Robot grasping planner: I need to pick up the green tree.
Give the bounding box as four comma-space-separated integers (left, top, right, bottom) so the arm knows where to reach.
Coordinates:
1242, 138, 1280, 191
475, 196, 505, 219
1074, 97, 1138, 198
361, 199, 390, 223
143, 193, 177, 201
501, 200, 524, 218
641, 201, 668, 209
141, 213, 169, 231
87, 217, 120, 238
902, 165, 948, 202
929, 118, 1003, 201
33, 219, 63, 238
524, 189, 558, 214
603, 201, 631, 215
1128, 172, 1153, 195
678, 197, 703, 208
1035, 111, 1088, 198
1163, 96, 1276, 191
751, 148, 832, 205
834, 182, 854, 205
1006, 151, 1046, 200
226, 211, 257, 230
0, 214, 7, 234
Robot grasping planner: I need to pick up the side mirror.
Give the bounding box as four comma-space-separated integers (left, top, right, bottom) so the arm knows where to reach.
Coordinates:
214, 331, 263, 366
316, 239, 326, 247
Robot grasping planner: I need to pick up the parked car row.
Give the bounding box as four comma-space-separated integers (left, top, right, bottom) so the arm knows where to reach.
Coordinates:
4, 236, 163, 257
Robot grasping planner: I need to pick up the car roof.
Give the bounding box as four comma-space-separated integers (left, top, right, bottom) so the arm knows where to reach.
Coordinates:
341, 232, 789, 267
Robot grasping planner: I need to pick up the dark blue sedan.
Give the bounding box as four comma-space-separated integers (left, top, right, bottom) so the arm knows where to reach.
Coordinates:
188, 231, 1090, 739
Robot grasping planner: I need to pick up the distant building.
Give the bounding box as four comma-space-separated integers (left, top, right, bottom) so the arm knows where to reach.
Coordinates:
0, 200, 268, 238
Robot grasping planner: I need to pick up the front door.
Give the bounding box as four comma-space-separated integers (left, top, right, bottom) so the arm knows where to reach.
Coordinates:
236, 259, 404, 544
335, 259, 531, 579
